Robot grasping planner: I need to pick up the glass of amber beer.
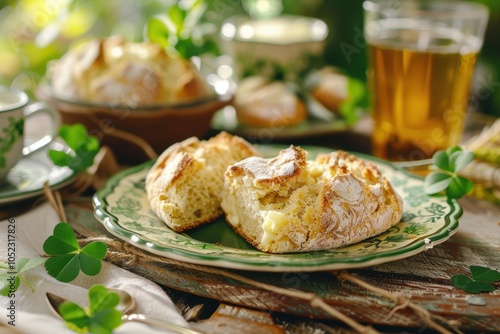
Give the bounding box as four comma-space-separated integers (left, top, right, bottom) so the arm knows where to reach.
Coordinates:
364, 0, 489, 161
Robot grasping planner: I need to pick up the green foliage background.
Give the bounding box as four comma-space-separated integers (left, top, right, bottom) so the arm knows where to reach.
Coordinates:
0, 0, 499, 115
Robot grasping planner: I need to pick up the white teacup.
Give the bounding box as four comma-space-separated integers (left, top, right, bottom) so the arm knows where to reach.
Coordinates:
220, 15, 329, 82
0, 86, 60, 184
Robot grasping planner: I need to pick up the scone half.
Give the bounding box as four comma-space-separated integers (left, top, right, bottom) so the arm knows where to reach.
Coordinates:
221, 146, 404, 253
146, 132, 260, 232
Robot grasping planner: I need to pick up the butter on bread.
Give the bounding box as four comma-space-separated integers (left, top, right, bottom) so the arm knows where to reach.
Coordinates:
146, 132, 260, 232
221, 146, 403, 253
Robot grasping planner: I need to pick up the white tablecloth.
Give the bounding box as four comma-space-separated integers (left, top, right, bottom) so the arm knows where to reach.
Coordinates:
0, 202, 187, 334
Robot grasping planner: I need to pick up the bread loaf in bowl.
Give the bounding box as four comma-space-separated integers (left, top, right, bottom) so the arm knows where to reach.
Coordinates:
48, 35, 213, 106
221, 146, 404, 253
146, 132, 260, 232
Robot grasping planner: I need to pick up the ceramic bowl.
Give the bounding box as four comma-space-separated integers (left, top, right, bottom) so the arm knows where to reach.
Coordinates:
220, 15, 329, 81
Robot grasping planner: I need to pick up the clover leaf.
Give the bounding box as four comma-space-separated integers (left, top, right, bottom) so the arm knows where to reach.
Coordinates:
424, 146, 474, 199
43, 223, 107, 283
60, 285, 123, 334
450, 265, 499, 294
0, 258, 45, 296
49, 124, 100, 173
470, 265, 500, 283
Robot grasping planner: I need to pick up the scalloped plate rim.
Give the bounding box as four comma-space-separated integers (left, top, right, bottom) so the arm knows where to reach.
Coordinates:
92, 146, 462, 272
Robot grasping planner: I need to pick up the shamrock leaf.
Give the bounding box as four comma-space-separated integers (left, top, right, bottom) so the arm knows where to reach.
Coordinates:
44, 254, 81, 283
17, 257, 45, 273
90, 308, 123, 334
470, 265, 500, 283
450, 274, 473, 289
0, 258, 44, 295
424, 146, 474, 199
60, 285, 123, 334
462, 281, 496, 294
449, 149, 474, 172
43, 222, 107, 283
424, 172, 452, 195
60, 302, 89, 330
88, 285, 120, 313
43, 222, 80, 254
450, 265, 499, 294
49, 124, 100, 173
80, 243, 107, 276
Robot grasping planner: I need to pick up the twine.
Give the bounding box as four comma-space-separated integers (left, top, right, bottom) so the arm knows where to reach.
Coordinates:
43, 182, 67, 222
334, 271, 464, 334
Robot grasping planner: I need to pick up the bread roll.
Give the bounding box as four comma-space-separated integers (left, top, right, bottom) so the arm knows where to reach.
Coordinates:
221, 146, 403, 253
309, 68, 349, 115
146, 132, 260, 232
233, 76, 307, 128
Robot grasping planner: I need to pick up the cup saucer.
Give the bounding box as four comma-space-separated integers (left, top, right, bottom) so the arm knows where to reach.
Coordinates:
0, 140, 78, 206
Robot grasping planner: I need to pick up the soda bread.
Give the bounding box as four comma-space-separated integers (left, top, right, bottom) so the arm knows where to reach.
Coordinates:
221, 146, 404, 253
145, 132, 260, 232
48, 36, 212, 105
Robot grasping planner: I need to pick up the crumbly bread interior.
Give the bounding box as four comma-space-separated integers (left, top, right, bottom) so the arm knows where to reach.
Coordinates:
146, 132, 260, 232
221, 146, 404, 253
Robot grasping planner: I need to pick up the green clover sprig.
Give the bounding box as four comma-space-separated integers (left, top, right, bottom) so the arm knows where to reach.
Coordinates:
59, 285, 123, 334
424, 146, 474, 199
49, 124, 100, 173
43, 223, 107, 283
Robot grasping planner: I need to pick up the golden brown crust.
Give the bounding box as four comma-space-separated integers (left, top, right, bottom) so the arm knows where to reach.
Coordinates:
221, 146, 404, 253
227, 145, 307, 188
49, 37, 213, 105
146, 137, 199, 186
146, 132, 260, 232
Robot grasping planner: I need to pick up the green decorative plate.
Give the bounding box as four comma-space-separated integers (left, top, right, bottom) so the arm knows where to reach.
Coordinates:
93, 145, 462, 272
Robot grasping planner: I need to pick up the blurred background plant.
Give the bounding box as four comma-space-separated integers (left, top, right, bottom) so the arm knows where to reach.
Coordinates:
0, 0, 499, 116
